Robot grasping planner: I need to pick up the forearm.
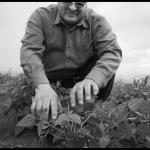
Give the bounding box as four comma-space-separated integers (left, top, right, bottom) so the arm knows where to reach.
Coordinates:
20, 38, 50, 88
21, 63, 50, 88
85, 44, 122, 88
86, 17, 122, 88
20, 32, 50, 88
20, 9, 50, 88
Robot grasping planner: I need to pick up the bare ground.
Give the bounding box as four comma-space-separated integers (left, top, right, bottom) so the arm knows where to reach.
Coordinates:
0, 92, 53, 148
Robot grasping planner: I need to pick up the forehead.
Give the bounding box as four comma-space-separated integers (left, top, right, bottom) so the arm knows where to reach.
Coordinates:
59, 2, 87, 5
59, 2, 86, 3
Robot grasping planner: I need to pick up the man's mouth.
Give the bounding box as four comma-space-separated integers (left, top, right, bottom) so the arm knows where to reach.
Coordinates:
66, 11, 78, 16
66, 13, 77, 17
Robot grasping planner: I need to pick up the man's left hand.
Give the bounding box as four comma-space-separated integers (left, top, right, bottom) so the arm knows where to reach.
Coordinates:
70, 79, 99, 107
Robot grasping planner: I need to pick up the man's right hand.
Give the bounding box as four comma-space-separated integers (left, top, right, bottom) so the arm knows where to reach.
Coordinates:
31, 84, 59, 121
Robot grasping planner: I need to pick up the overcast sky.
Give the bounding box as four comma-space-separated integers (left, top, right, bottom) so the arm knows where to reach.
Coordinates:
0, 2, 150, 83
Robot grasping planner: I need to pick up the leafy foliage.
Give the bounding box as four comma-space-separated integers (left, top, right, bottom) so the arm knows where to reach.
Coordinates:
15, 114, 35, 136
1, 72, 150, 148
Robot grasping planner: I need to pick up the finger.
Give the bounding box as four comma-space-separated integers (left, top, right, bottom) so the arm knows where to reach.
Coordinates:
92, 82, 99, 95
84, 83, 91, 102
31, 96, 34, 103
70, 85, 77, 107
42, 98, 50, 121
36, 99, 43, 118
51, 96, 58, 120
76, 85, 84, 105
31, 98, 36, 116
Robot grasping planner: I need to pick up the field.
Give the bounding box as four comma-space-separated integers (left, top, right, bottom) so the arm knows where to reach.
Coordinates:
0, 71, 150, 148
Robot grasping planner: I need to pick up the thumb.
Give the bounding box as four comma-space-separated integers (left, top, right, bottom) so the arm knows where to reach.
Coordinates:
92, 82, 99, 95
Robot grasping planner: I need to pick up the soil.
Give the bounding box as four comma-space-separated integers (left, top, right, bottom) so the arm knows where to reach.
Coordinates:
0, 93, 53, 148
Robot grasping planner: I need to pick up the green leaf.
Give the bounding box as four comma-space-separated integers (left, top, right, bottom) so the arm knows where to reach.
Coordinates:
138, 101, 150, 115
0, 88, 8, 95
16, 114, 35, 127
99, 122, 106, 136
54, 113, 69, 126
86, 115, 100, 125
37, 121, 42, 137
72, 137, 87, 148
15, 114, 35, 136
77, 128, 90, 137
115, 102, 129, 124
99, 135, 110, 148
74, 104, 83, 113
93, 101, 108, 122
145, 136, 150, 143
54, 112, 81, 126
38, 118, 50, 138
106, 102, 128, 127
57, 97, 63, 114
142, 92, 149, 97
108, 112, 118, 128
128, 98, 144, 112
134, 79, 137, 87
112, 121, 132, 140
69, 113, 81, 125
93, 109, 108, 122
53, 130, 66, 143
95, 100, 103, 109
137, 124, 150, 137
84, 102, 94, 112
15, 126, 25, 136
102, 101, 116, 112
88, 139, 100, 148
85, 124, 101, 139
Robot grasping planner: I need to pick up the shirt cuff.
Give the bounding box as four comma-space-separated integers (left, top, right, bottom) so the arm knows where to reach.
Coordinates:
37, 84, 50, 88
32, 73, 50, 89
85, 69, 108, 89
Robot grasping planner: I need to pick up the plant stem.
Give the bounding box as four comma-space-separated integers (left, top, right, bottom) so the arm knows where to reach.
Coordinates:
67, 102, 70, 113
35, 116, 65, 135
48, 123, 65, 135
81, 112, 93, 128
74, 122, 76, 133
49, 132, 66, 140
71, 121, 73, 132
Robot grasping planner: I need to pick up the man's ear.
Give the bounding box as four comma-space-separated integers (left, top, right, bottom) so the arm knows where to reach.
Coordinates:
84, 2, 88, 7
83, 3, 88, 10
57, 2, 61, 6
57, 2, 61, 9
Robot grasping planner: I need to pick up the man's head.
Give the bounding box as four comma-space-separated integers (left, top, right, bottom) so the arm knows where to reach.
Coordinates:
58, 2, 87, 26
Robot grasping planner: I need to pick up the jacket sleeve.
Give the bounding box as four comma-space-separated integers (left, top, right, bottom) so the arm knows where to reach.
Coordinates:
85, 17, 122, 88
20, 8, 49, 88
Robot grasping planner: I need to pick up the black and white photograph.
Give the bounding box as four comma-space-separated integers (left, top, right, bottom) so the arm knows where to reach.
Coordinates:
0, 2, 150, 148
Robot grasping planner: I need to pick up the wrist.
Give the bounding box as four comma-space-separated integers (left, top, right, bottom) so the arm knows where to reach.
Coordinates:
36, 84, 51, 91
85, 78, 100, 88
37, 84, 50, 88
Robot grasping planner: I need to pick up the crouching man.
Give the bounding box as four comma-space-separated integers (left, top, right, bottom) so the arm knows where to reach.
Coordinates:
20, 2, 122, 120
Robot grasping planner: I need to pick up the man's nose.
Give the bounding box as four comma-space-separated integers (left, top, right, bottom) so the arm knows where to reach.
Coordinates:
68, 2, 77, 11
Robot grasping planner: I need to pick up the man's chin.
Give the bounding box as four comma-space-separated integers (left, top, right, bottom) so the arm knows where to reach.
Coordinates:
64, 18, 78, 25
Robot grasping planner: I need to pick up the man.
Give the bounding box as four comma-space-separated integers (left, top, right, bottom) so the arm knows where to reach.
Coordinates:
20, 2, 122, 121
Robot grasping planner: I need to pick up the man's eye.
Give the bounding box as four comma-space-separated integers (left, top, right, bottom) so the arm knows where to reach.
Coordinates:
63, 2, 71, 5
62, 2, 85, 8
75, 2, 85, 7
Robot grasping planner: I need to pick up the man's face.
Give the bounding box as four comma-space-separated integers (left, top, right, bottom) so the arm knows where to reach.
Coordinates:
58, 2, 87, 25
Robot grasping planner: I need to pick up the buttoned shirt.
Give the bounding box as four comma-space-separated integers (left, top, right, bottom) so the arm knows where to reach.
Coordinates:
20, 4, 122, 88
